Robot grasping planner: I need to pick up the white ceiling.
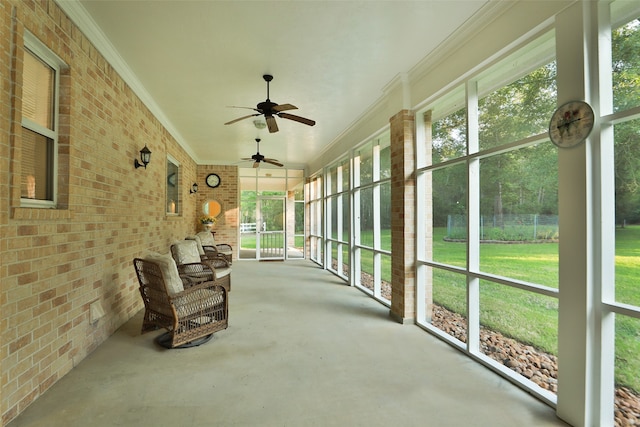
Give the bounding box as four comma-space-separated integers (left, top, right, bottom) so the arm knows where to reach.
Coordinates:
63, 0, 489, 169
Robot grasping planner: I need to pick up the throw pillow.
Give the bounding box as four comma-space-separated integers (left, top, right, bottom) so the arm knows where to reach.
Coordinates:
196, 231, 216, 247
172, 240, 202, 264
186, 236, 205, 255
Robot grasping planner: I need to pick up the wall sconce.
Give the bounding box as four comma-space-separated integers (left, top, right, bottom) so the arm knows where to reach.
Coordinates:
134, 145, 152, 169
190, 183, 198, 194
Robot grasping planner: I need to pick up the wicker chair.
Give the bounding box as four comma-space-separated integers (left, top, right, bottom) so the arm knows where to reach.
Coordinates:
170, 240, 231, 291
195, 231, 233, 264
186, 234, 230, 266
133, 255, 229, 348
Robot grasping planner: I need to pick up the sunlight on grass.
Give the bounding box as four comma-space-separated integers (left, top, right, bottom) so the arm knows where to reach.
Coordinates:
496, 254, 559, 262
616, 255, 640, 267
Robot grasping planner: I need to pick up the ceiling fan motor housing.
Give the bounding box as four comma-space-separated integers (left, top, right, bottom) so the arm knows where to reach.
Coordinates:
257, 100, 278, 115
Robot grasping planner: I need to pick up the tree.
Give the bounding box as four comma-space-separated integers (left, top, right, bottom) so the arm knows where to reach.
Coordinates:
477, 62, 558, 221
613, 18, 640, 225
241, 190, 257, 224
431, 62, 559, 228
432, 108, 467, 226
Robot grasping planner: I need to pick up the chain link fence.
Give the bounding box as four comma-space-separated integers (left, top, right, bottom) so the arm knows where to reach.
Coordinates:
446, 214, 559, 241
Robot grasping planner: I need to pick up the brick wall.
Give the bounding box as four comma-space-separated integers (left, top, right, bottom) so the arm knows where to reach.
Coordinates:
0, 2, 234, 424
195, 165, 239, 254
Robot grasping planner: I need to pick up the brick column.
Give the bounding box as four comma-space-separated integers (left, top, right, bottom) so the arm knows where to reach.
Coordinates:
389, 110, 415, 323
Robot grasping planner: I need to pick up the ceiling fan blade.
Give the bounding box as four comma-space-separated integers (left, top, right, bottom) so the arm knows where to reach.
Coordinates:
241, 157, 254, 161
225, 113, 260, 125
272, 103, 297, 112
266, 116, 279, 133
278, 112, 316, 126
227, 105, 258, 110
264, 158, 284, 167
253, 161, 260, 168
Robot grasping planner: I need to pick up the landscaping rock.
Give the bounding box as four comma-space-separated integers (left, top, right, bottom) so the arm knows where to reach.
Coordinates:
432, 303, 639, 426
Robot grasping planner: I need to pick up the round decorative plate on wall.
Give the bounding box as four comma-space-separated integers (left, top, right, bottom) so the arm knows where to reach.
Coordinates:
548, 100, 595, 148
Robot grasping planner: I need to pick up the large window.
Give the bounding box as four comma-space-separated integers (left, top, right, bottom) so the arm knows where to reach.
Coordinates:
326, 158, 350, 279
353, 132, 392, 303
308, 175, 323, 264
313, 132, 392, 302
609, 4, 640, 423
417, 31, 560, 402
21, 33, 65, 207
302, 3, 640, 424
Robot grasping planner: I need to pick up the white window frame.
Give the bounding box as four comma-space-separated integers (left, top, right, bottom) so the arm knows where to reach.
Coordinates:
166, 154, 180, 216
21, 32, 65, 208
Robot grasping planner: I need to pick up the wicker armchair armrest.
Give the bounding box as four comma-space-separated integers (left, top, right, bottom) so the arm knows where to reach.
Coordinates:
202, 246, 230, 263
180, 275, 200, 287
178, 259, 229, 279
176, 262, 216, 284
205, 256, 230, 269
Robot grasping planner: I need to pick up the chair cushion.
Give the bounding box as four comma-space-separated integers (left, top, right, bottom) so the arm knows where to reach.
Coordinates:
186, 236, 205, 256
144, 252, 184, 296
172, 240, 202, 264
215, 267, 232, 278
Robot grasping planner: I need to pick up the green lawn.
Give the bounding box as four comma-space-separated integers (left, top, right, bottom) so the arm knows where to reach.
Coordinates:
612, 227, 640, 390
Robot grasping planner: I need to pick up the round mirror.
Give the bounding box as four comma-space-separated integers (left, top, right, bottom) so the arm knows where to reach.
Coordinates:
202, 199, 222, 218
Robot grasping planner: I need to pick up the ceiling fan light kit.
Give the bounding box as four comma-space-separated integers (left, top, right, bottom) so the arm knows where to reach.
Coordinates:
225, 74, 316, 133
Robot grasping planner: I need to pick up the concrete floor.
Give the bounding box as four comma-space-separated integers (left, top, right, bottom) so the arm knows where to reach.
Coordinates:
8, 260, 568, 427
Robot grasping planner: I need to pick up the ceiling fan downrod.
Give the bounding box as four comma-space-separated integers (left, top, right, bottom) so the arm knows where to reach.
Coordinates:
263, 74, 273, 100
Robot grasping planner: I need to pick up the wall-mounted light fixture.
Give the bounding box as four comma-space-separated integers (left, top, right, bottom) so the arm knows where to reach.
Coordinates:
134, 145, 152, 169
190, 183, 198, 194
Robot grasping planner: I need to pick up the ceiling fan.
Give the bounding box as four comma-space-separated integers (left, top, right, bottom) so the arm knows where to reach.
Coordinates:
224, 74, 316, 133
241, 138, 283, 168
